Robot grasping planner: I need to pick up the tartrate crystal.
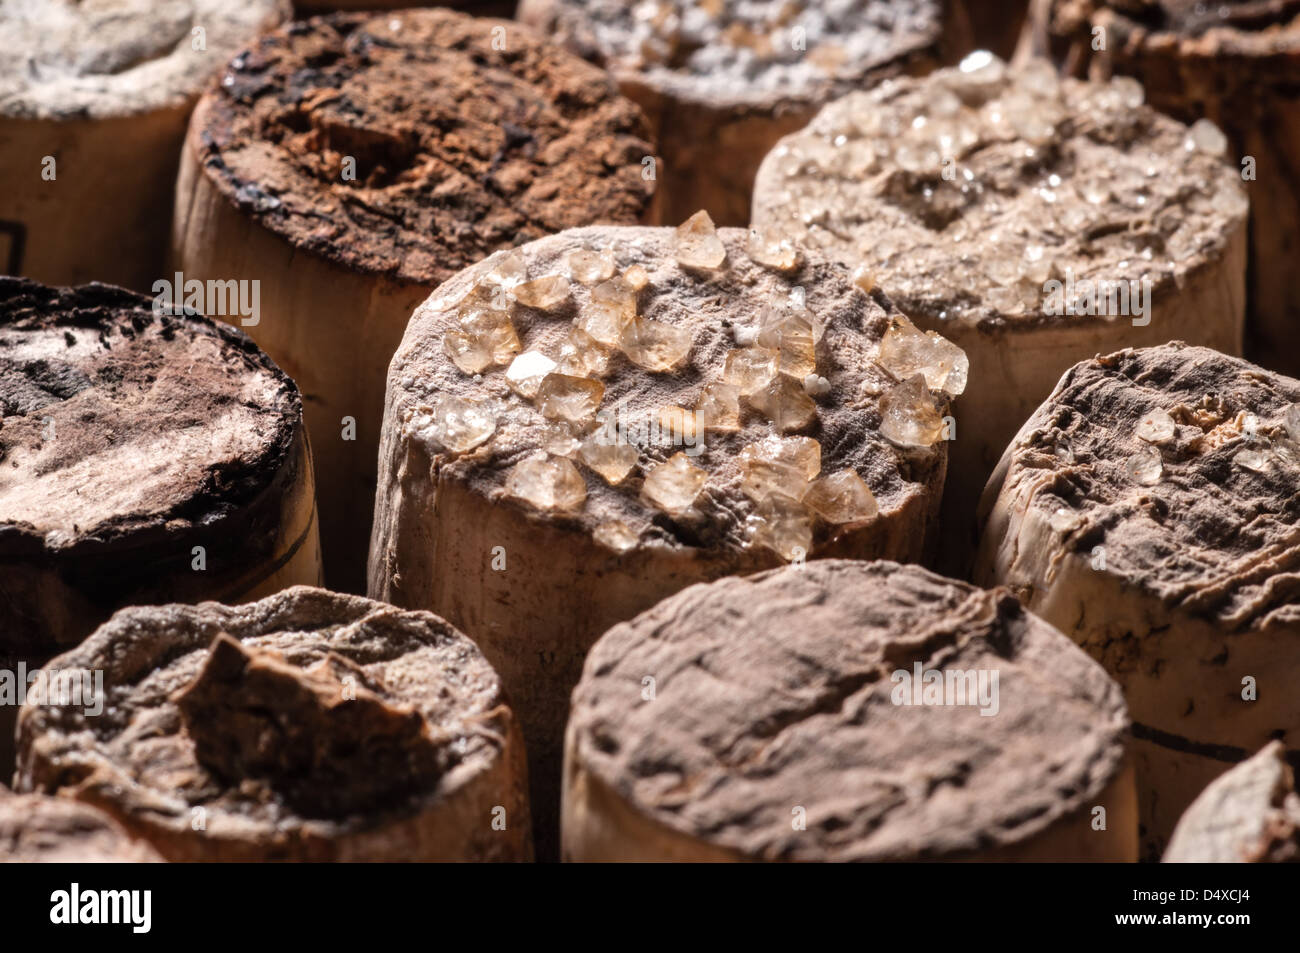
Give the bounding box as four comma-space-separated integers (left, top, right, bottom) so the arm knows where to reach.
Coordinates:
512, 275, 571, 310
877, 314, 968, 396
535, 373, 604, 424
594, 520, 639, 553
443, 329, 492, 375
879, 375, 944, 447
755, 301, 818, 379
803, 469, 877, 524
566, 246, 617, 284
1126, 447, 1163, 486
695, 382, 741, 431
739, 436, 821, 502
1235, 448, 1270, 473
749, 374, 818, 432
674, 210, 727, 269
579, 432, 638, 484
621, 319, 693, 371
747, 226, 800, 271
1137, 409, 1177, 444
429, 397, 496, 453
504, 454, 587, 512
556, 326, 612, 378
577, 277, 637, 346
642, 452, 708, 514
746, 494, 813, 562
723, 346, 780, 395
623, 265, 650, 291
504, 350, 557, 398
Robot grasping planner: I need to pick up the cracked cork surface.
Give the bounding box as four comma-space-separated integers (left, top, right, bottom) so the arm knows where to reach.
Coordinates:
568, 559, 1129, 861
992, 343, 1300, 631
752, 56, 1247, 331
0, 0, 289, 120
189, 9, 656, 286
16, 586, 525, 861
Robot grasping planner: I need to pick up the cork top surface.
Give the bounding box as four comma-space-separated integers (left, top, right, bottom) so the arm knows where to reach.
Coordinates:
386, 224, 953, 561
0, 278, 300, 551
0, 0, 288, 120
522, 0, 945, 110
0, 792, 161, 862
569, 559, 1129, 861
1054, 0, 1300, 48
1164, 742, 1300, 862
192, 9, 655, 286
17, 586, 513, 843
996, 343, 1300, 631
752, 57, 1248, 331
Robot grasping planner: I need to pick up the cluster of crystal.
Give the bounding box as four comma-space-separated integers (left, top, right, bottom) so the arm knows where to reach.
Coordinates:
674, 211, 726, 269
879, 375, 945, 447
505, 454, 587, 512
642, 453, 708, 514
763, 50, 1247, 324
754, 300, 820, 380
876, 315, 968, 396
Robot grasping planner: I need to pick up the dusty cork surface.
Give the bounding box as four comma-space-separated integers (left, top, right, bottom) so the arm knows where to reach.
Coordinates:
0, 792, 161, 863
0, 0, 289, 120
567, 559, 1130, 861
16, 586, 530, 862
189, 9, 656, 287
1164, 741, 1300, 863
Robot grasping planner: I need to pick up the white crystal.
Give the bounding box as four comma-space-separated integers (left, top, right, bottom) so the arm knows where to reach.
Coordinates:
1235, 448, 1270, 473
428, 397, 495, 453
1126, 448, 1163, 486
1049, 507, 1081, 534
504, 350, 558, 398
1185, 118, 1228, 157
1136, 409, 1176, 444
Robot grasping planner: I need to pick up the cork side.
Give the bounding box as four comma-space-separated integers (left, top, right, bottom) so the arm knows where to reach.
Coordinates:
0, 792, 161, 862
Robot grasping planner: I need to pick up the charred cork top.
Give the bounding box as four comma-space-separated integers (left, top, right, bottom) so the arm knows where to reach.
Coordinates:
382, 224, 958, 563
0, 0, 289, 120
752, 55, 1248, 329
568, 559, 1130, 861
523, 0, 947, 110
17, 587, 522, 861
0, 278, 299, 553
986, 343, 1300, 630
0, 792, 161, 863
189, 9, 657, 286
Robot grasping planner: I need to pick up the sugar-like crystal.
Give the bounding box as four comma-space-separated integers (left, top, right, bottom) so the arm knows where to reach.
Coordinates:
723, 346, 780, 395
513, 275, 571, 310
739, 435, 821, 502
674, 210, 727, 269
748, 374, 818, 432
642, 452, 708, 514
577, 277, 637, 346
804, 374, 831, 397
879, 375, 944, 447
594, 520, 639, 553
429, 396, 496, 453
566, 246, 616, 284
803, 469, 877, 524
458, 304, 520, 365
1048, 507, 1081, 534
747, 226, 801, 271
578, 432, 638, 484
1126, 448, 1163, 486
443, 329, 492, 375
1136, 409, 1176, 444
504, 350, 557, 398
755, 301, 818, 379
505, 454, 587, 512
1235, 448, 1270, 473
490, 250, 528, 288
535, 373, 604, 424
556, 326, 612, 378
746, 494, 813, 562
876, 314, 968, 396
852, 263, 875, 294
1185, 118, 1228, 157
623, 265, 650, 291
695, 382, 742, 431
621, 319, 692, 371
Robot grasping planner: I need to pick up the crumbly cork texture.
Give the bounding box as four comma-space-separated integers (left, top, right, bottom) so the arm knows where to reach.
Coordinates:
370, 221, 956, 857
976, 342, 1300, 856
15, 586, 532, 862
753, 54, 1248, 572
564, 559, 1136, 862
519, 0, 959, 224
1164, 741, 1300, 863
1047, 0, 1300, 377
189, 10, 656, 286
0, 792, 162, 863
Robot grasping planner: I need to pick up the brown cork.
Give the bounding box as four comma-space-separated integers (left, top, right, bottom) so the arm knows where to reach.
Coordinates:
15, 586, 532, 862
565, 559, 1135, 861
191, 9, 657, 287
